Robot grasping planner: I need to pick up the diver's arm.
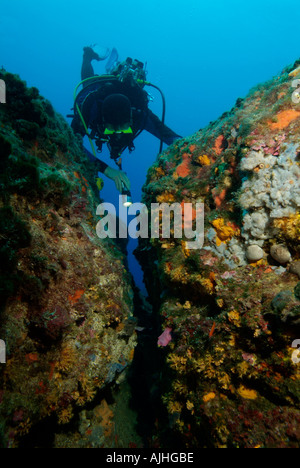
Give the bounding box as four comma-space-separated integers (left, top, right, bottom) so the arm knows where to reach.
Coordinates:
96, 160, 109, 174
81, 58, 95, 82
81, 48, 97, 82
71, 116, 85, 136
83, 148, 108, 172
98, 160, 131, 192
81, 46, 110, 83
145, 110, 182, 145
83, 148, 130, 192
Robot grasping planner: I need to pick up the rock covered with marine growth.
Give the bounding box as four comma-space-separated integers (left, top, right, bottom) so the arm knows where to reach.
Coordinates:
0, 71, 137, 447
138, 60, 300, 447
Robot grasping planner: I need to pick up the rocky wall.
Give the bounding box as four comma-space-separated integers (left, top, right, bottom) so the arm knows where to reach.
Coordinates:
137, 60, 300, 448
0, 71, 137, 447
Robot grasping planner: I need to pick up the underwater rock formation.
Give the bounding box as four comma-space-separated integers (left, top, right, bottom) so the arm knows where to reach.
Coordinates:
138, 60, 300, 448
0, 71, 137, 447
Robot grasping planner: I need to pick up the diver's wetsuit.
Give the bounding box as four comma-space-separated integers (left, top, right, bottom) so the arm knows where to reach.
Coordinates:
71, 54, 181, 171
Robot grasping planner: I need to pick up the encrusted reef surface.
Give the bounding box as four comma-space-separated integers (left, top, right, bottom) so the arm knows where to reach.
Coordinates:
0, 71, 138, 447
137, 60, 300, 448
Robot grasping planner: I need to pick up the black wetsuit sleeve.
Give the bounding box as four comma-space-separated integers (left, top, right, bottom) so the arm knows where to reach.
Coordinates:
71, 116, 85, 136
83, 148, 108, 174
144, 110, 182, 145
96, 159, 109, 174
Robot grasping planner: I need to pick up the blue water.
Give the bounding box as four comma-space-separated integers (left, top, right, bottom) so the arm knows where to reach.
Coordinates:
1, 0, 299, 293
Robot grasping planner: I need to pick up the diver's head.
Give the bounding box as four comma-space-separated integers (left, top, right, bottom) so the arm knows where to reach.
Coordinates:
102, 94, 133, 134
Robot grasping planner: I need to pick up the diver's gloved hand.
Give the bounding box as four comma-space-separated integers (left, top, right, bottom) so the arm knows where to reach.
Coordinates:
83, 46, 101, 61
83, 45, 110, 62
104, 167, 131, 193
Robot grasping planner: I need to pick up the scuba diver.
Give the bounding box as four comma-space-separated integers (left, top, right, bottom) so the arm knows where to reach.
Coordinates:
71, 46, 181, 201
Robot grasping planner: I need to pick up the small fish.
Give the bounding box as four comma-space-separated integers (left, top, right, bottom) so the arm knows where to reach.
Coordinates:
96, 177, 104, 191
